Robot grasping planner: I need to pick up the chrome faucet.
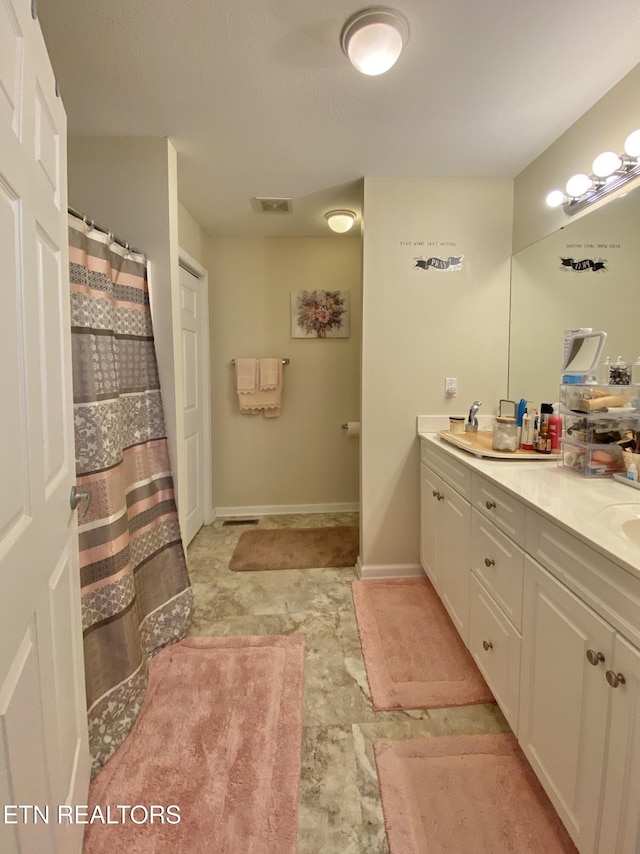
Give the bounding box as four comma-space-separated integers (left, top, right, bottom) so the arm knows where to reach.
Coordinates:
465, 400, 482, 432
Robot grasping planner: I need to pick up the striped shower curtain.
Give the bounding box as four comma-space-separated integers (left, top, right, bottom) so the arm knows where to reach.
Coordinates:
69, 214, 193, 775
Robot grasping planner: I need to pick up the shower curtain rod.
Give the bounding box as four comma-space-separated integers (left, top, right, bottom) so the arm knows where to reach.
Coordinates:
67, 206, 147, 258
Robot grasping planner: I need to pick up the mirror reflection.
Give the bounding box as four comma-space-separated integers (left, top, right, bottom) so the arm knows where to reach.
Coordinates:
508, 188, 640, 405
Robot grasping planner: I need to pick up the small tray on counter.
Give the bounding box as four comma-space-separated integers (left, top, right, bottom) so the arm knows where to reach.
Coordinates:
437, 430, 560, 460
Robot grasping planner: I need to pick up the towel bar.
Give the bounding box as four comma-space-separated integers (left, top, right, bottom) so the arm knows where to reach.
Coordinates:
230, 358, 290, 366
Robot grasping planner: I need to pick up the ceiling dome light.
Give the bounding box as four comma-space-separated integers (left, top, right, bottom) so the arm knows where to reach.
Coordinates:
340, 7, 410, 76
565, 173, 593, 198
624, 129, 640, 158
325, 210, 357, 233
545, 190, 566, 208
592, 151, 622, 178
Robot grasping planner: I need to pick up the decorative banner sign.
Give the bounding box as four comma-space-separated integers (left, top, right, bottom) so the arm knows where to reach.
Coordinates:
560, 257, 607, 272
415, 255, 464, 272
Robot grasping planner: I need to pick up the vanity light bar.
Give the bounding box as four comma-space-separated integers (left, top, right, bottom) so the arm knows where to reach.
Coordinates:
545, 128, 640, 216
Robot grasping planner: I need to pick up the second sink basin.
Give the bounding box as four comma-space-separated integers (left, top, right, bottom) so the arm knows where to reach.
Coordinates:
598, 503, 640, 546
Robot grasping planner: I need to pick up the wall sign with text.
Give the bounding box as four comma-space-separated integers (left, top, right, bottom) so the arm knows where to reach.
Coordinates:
400, 240, 465, 273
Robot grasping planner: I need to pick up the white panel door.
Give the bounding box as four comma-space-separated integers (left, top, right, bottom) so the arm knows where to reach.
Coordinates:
0, 3, 90, 853
180, 264, 204, 544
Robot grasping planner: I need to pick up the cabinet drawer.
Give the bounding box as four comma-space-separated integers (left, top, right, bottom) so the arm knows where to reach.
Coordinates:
525, 509, 640, 648
420, 439, 471, 499
469, 572, 521, 733
472, 510, 524, 630
472, 474, 526, 545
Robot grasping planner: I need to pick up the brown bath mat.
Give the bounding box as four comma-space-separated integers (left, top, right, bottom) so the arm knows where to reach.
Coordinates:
352, 578, 494, 710
229, 526, 359, 571
374, 733, 577, 853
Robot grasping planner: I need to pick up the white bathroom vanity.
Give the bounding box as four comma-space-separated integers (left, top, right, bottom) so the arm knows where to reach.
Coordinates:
419, 429, 640, 854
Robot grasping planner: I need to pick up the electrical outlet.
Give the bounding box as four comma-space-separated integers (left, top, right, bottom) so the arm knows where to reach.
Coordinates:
445, 377, 457, 397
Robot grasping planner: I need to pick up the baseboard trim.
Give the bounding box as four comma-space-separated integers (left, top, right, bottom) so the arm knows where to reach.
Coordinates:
358, 562, 425, 580
215, 502, 360, 518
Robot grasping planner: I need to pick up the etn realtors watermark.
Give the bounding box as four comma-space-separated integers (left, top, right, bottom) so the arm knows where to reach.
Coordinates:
3, 804, 181, 825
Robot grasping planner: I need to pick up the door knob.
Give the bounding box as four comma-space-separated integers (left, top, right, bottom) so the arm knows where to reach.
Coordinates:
586, 650, 604, 666
484, 557, 495, 567
605, 670, 626, 688
485, 500, 496, 509
70, 485, 91, 516
482, 640, 493, 651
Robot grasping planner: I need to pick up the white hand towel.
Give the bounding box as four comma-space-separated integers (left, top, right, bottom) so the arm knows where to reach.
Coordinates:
235, 358, 257, 394
259, 358, 280, 390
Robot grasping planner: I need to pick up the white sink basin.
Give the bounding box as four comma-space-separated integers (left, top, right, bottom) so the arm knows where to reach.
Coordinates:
599, 503, 640, 546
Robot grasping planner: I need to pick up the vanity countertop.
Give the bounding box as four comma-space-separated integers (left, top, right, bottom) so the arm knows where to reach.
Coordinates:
419, 431, 640, 580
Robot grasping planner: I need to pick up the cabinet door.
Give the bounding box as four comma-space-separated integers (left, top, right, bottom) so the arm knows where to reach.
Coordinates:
420, 463, 443, 590
597, 634, 640, 854
440, 482, 471, 645
520, 556, 614, 854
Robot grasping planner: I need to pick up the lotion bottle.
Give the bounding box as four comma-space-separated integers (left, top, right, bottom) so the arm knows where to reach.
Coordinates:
520, 408, 535, 451
548, 405, 562, 452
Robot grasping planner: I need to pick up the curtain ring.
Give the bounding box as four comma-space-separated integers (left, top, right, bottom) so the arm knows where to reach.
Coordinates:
87, 219, 94, 232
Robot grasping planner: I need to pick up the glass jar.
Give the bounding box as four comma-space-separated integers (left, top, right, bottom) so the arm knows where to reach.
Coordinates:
492, 416, 518, 452
449, 416, 465, 434
609, 356, 631, 385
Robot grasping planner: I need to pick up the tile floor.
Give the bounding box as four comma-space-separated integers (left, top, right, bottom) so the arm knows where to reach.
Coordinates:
186, 513, 509, 853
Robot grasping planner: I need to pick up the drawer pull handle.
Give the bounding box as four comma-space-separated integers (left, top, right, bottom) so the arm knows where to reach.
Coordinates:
586, 650, 604, 666
437, 493, 444, 501
482, 640, 493, 651
484, 557, 495, 568
432, 489, 439, 498
606, 670, 626, 688
485, 500, 496, 509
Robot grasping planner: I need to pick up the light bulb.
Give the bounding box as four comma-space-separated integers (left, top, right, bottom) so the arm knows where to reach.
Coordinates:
325, 210, 356, 233
546, 190, 565, 208
347, 22, 403, 75
592, 151, 622, 178
624, 129, 640, 157
565, 173, 593, 198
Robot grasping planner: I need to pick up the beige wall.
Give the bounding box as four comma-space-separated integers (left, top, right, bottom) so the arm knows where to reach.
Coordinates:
178, 201, 207, 266
513, 63, 640, 252
361, 177, 513, 571
67, 137, 187, 529
206, 236, 361, 512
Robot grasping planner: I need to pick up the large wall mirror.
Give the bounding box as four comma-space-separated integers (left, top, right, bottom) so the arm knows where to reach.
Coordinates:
508, 187, 640, 405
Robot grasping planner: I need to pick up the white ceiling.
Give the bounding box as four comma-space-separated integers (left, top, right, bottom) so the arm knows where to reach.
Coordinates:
38, 0, 640, 238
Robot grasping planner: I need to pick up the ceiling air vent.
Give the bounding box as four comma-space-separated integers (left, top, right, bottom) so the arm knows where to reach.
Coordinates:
254, 197, 292, 214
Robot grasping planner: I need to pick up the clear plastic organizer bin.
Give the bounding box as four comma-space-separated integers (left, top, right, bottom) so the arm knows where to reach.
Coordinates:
561, 437, 625, 477
563, 411, 640, 445
560, 383, 640, 412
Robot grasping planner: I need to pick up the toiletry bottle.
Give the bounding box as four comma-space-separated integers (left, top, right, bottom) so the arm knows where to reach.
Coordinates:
548, 405, 562, 452
632, 356, 640, 385
520, 408, 535, 451
537, 404, 553, 454
627, 460, 638, 483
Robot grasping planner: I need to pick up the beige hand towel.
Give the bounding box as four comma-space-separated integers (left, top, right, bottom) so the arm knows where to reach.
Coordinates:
259, 358, 280, 390
235, 358, 257, 393
238, 360, 283, 417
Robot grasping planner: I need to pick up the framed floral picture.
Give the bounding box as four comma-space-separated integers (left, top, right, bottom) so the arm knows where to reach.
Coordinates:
291, 289, 350, 338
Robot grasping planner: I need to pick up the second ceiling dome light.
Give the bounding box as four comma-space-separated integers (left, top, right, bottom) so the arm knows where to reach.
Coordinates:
341, 7, 410, 76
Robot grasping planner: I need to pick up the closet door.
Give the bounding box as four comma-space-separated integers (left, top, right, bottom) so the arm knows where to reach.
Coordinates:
0, 4, 89, 853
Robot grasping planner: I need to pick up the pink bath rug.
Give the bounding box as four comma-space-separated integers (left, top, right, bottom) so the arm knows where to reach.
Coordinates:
352, 578, 493, 710
83, 635, 305, 853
